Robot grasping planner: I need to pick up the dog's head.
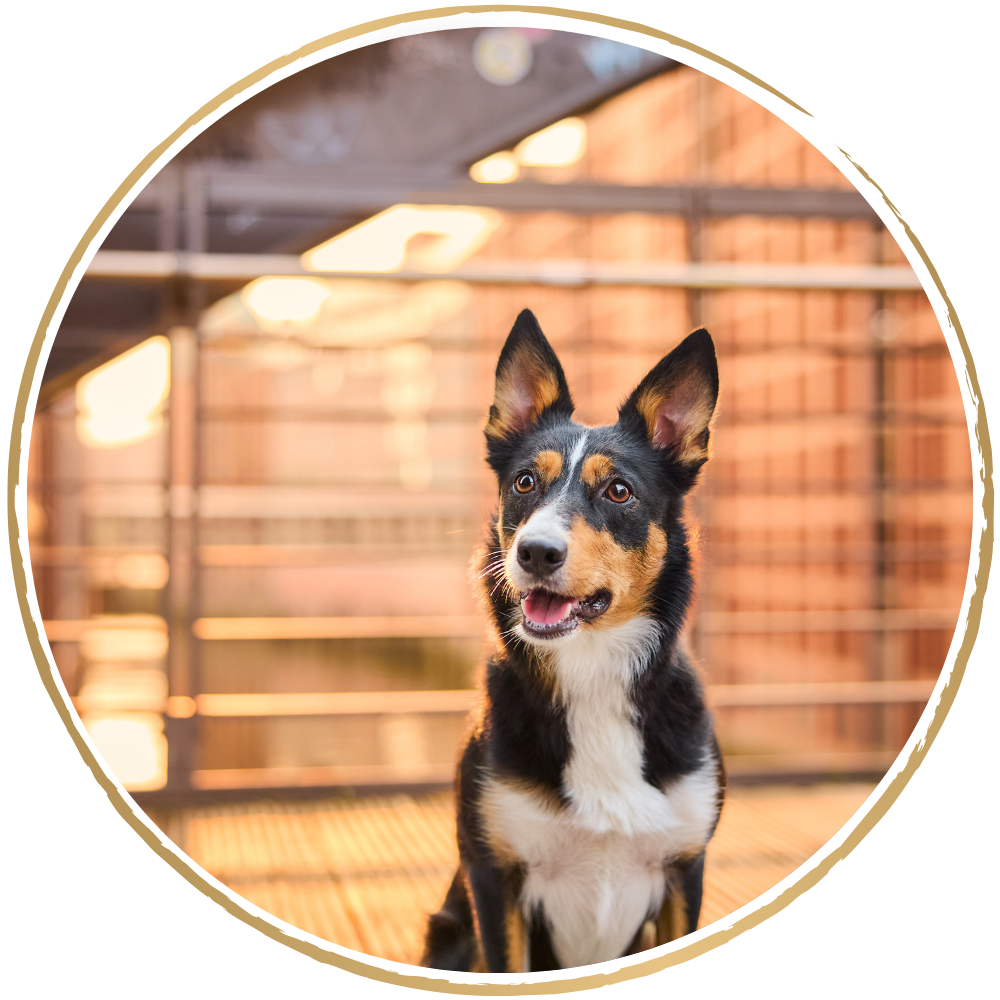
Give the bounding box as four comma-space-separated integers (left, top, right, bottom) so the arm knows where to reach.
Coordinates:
482, 309, 718, 645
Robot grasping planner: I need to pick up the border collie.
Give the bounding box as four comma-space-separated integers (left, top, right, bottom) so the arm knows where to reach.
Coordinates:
423, 309, 725, 973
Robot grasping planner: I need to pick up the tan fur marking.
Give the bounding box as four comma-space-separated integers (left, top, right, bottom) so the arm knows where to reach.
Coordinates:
496, 497, 508, 549
470, 540, 521, 654
655, 882, 689, 944
505, 906, 528, 973
534, 449, 563, 488
636, 921, 657, 953
557, 519, 668, 629
580, 453, 613, 487
485, 346, 561, 441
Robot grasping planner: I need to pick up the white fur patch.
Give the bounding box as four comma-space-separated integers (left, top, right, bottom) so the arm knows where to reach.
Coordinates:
482, 757, 718, 969
520, 499, 569, 539
481, 617, 719, 969
554, 619, 685, 836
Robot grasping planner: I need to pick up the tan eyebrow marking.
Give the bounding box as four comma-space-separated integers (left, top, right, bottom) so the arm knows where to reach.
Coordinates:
581, 453, 613, 487
534, 450, 563, 488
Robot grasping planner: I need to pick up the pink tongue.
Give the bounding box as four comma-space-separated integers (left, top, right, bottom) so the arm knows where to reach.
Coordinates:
523, 590, 576, 626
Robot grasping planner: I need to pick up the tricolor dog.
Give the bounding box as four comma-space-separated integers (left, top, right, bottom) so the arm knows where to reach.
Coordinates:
423, 309, 725, 973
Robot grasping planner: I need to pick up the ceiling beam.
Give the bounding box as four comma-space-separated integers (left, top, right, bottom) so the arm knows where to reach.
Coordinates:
87, 250, 921, 291
132, 171, 880, 220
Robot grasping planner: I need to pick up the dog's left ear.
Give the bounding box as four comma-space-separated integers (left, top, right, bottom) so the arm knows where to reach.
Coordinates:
618, 328, 719, 468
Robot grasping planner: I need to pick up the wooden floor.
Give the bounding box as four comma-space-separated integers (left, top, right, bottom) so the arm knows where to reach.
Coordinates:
151, 782, 876, 967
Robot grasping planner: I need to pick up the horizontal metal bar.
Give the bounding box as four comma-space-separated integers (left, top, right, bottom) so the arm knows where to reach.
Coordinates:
86, 251, 922, 291
188, 689, 478, 717
707, 679, 935, 707
137, 171, 879, 220
194, 543, 966, 568
44, 616, 167, 642
188, 748, 902, 789
163, 679, 936, 720
188, 406, 962, 428
722, 750, 899, 778
44, 609, 959, 644
191, 615, 483, 640
701, 608, 958, 633
28, 542, 969, 570
191, 762, 455, 790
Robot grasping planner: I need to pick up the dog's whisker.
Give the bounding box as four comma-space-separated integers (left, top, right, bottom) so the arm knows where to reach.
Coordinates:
475, 560, 507, 581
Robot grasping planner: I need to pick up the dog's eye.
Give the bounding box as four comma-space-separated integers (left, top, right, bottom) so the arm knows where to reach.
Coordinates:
514, 472, 535, 494
606, 481, 632, 503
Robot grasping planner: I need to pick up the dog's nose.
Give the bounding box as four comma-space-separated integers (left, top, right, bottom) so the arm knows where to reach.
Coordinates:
517, 538, 567, 577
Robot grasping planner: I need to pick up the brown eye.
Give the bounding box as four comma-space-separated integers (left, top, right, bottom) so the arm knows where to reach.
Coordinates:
606, 481, 631, 503
514, 472, 535, 494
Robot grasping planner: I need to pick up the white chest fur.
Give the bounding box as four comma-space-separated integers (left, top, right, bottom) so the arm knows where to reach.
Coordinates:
482, 763, 717, 969
483, 620, 719, 969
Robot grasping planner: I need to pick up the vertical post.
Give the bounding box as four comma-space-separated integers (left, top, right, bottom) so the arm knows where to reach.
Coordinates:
686, 79, 711, 664
687, 70, 710, 332
157, 167, 181, 254
685, 189, 705, 330
51, 393, 86, 695
178, 165, 208, 327
165, 327, 199, 791
869, 223, 893, 749
684, 189, 712, 668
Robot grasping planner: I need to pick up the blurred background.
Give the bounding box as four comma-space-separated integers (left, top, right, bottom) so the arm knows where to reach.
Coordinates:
27, 27, 971, 964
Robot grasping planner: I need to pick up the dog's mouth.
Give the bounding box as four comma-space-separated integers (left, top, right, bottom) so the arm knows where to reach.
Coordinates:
520, 587, 612, 638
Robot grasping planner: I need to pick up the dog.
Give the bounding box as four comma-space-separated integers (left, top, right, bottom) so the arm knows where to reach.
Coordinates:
422, 309, 725, 973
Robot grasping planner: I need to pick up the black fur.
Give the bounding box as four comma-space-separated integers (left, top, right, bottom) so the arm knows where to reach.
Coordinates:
423, 310, 725, 973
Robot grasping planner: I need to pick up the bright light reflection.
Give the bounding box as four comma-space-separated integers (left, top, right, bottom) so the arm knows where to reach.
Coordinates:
302, 205, 500, 274
200, 279, 472, 349
76, 337, 170, 448
243, 276, 331, 325
80, 619, 169, 663
84, 713, 168, 790
470, 152, 520, 183
515, 117, 587, 167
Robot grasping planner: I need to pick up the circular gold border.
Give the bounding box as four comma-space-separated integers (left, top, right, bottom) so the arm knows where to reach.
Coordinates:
8, 6, 991, 994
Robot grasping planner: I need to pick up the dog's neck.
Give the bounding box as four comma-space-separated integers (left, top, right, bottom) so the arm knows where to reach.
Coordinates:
538, 616, 662, 695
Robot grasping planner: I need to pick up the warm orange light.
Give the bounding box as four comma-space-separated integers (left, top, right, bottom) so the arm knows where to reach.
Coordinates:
515, 117, 587, 167
243, 276, 331, 327
302, 205, 500, 274
83, 712, 168, 791
76, 337, 170, 448
470, 152, 520, 183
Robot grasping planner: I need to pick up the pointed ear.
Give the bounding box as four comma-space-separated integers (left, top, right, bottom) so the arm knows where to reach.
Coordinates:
485, 310, 573, 441
618, 328, 719, 467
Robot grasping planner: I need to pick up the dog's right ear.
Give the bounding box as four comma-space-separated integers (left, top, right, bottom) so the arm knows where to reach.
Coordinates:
485, 310, 573, 442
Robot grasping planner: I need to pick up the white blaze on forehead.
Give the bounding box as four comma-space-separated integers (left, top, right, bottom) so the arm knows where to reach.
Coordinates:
517, 430, 590, 541
563, 430, 590, 485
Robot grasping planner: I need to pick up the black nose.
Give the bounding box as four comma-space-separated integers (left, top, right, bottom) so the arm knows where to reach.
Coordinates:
517, 539, 567, 577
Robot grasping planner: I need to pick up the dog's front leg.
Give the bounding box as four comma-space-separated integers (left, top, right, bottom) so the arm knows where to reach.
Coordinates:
466, 861, 527, 973
656, 851, 706, 944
